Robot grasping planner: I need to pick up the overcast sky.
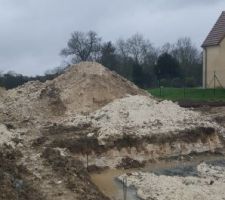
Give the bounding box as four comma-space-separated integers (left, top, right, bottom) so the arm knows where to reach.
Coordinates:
0, 0, 225, 76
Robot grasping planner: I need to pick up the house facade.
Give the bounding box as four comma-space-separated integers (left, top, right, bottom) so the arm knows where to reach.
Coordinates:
202, 11, 225, 88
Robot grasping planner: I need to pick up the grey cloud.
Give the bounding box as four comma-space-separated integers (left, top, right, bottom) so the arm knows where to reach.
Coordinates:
0, 0, 225, 75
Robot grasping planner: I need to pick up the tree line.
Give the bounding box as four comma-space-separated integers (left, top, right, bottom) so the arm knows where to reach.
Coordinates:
0, 68, 64, 89
0, 31, 202, 89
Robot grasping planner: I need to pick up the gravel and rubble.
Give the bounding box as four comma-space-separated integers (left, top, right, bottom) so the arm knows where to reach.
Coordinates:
47, 94, 224, 169
1, 62, 222, 145
0, 145, 45, 200
0, 62, 225, 199
118, 162, 225, 200
60, 95, 222, 145
92, 95, 221, 144
0, 124, 20, 147
0, 62, 147, 125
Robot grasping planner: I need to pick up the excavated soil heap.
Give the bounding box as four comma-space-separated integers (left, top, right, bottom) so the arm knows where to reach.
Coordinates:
0, 62, 147, 124
51, 62, 147, 114
0, 62, 224, 200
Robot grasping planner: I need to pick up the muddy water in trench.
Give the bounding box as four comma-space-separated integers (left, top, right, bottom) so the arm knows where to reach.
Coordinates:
91, 168, 138, 200
91, 154, 225, 200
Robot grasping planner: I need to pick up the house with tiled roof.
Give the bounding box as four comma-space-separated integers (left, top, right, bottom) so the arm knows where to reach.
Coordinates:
202, 11, 225, 88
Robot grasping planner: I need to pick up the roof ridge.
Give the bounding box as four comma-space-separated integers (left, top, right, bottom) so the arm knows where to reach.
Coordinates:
202, 11, 225, 47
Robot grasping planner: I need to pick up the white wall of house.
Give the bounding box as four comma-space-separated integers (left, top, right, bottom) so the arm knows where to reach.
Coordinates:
203, 37, 225, 88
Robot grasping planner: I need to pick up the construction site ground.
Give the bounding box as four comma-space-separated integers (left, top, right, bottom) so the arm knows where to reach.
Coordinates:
0, 62, 225, 200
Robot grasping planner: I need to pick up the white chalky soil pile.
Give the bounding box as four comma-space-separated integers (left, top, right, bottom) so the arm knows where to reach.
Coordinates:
86, 95, 219, 144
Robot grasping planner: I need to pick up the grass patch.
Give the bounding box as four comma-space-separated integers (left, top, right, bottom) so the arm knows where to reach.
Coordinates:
148, 87, 225, 102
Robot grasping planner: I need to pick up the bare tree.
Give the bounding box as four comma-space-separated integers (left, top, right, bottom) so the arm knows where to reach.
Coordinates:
127, 33, 154, 64
116, 33, 156, 65
61, 31, 101, 63
99, 41, 117, 70
159, 37, 202, 83
116, 39, 129, 59
160, 42, 175, 54
172, 37, 200, 65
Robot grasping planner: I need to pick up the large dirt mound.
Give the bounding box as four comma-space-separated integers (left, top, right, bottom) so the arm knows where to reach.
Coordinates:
0, 62, 147, 123
52, 62, 147, 113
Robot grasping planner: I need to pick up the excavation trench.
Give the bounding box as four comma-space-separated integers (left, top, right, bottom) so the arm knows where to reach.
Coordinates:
90, 153, 225, 200
59, 127, 224, 169
40, 125, 225, 199
47, 126, 222, 156
88, 128, 224, 200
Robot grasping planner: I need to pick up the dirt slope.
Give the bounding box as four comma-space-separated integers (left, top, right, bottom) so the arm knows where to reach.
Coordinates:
0, 62, 224, 200
52, 62, 147, 114
0, 62, 147, 124
0, 62, 147, 199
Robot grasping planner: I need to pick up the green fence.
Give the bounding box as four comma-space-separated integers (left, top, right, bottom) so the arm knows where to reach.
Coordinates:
148, 87, 225, 102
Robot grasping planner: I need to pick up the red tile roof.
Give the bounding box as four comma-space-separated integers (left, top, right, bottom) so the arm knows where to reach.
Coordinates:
202, 11, 225, 47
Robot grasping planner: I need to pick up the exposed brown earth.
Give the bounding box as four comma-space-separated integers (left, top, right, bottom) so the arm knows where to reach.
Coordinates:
51, 62, 147, 114
0, 62, 146, 126
0, 62, 146, 199
0, 62, 224, 200
0, 145, 45, 200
